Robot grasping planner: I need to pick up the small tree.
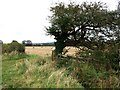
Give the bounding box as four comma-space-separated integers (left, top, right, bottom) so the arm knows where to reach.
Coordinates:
46, 1, 119, 56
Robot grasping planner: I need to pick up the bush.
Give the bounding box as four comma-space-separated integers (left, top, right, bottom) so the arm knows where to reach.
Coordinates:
91, 43, 119, 71
10, 41, 25, 53
104, 44, 119, 71
2, 41, 25, 54
76, 43, 119, 71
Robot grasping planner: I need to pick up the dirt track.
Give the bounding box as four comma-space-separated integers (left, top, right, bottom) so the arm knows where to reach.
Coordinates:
25, 46, 79, 56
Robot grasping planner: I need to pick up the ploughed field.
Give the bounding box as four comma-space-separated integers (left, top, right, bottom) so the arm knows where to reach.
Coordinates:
25, 46, 79, 56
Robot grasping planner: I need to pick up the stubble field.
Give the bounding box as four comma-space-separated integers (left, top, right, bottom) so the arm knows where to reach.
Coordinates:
25, 46, 79, 56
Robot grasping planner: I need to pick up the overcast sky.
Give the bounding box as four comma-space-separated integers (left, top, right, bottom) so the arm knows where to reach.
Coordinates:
0, 0, 119, 43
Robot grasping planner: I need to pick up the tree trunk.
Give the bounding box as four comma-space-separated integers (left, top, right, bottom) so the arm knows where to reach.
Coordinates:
54, 39, 65, 56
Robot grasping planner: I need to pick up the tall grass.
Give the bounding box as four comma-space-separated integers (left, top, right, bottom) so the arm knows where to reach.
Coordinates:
15, 56, 83, 88
2, 54, 39, 88
2, 53, 119, 88
2, 54, 83, 88
55, 57, 120, 88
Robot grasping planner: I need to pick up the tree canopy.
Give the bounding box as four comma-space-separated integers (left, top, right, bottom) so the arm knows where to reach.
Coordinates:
46, 1, 120, 55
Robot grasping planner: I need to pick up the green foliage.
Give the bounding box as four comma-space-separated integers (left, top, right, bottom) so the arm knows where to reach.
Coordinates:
55, 57, 120, 88
46, 1, 119, 55
2, 44, 10, 53
91, 44, 119, 71
104, 44, 119, 71
75, 42, 119, 71
2, 41, 25, 54
55, 57, 73, 68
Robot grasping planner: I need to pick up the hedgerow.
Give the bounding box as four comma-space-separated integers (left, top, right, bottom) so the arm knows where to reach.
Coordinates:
2, 41, 25, 54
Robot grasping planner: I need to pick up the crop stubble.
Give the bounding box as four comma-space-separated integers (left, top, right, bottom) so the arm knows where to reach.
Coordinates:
25, 46, 78, 56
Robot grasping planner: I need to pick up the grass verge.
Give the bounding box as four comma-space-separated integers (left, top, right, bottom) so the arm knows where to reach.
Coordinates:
2, 54, 83, 88
2, 54, 119, 88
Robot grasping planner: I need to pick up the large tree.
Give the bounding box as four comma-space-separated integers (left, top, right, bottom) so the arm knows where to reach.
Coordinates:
46, 2, 119, 55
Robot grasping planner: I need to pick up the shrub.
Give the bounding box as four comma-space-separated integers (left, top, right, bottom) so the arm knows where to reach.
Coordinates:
10, 41, 25, 53
76, 43, 119, 71
104, 44, 119, 71
2, 44, 11, 53
2, 41, 25, 54
91, 43, 120, 71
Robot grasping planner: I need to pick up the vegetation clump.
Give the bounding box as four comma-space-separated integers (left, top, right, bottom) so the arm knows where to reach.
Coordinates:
2, 40, 25, 54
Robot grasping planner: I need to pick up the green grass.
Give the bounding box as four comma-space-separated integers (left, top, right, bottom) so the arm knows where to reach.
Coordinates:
2, 53, 119, 88
2, 53, 39, 61
2, 54, 39, 88
2, 54, 84, 88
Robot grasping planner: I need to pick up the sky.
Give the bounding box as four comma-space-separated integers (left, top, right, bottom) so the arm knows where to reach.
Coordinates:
0, 0, 119, 43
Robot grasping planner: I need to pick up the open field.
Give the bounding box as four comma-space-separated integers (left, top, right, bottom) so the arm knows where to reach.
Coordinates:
25, 46, 79, 56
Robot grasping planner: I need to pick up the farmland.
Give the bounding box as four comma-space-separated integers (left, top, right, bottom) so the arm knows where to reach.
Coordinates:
25, 46, 79, 56
2, 45, 120, 88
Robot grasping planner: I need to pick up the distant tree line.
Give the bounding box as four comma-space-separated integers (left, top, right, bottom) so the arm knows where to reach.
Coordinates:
22, 40, 54, 46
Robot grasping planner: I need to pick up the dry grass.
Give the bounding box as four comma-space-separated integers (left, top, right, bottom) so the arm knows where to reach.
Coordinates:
25, 46, 79, 56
